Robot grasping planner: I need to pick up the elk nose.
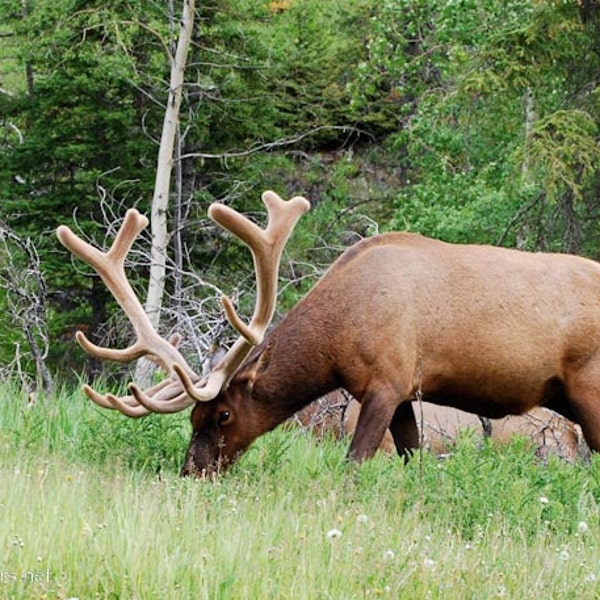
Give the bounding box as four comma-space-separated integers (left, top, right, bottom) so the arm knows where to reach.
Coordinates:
180, 451, 197, 477
179, 461, 192, 477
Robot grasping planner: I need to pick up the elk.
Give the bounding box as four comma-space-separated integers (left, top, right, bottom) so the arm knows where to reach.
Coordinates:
57, 191, 600, 477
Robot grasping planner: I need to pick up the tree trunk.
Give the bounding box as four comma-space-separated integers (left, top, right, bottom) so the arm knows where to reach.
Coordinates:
516, 87, 536, 249
21, 0, 35, 98
135, 0, 195, 385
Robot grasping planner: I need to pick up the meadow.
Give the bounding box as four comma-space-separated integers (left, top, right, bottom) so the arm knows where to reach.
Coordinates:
1, 383, 599, 599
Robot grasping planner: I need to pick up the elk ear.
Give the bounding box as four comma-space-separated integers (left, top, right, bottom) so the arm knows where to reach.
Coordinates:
237, 344, 272, 392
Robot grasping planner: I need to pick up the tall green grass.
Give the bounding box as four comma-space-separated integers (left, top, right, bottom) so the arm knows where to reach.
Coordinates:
1, 383, 599, 599
0, 382, 189, 473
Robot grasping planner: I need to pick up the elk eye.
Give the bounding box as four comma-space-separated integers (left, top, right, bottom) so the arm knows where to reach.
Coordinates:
218, 410, 231, 425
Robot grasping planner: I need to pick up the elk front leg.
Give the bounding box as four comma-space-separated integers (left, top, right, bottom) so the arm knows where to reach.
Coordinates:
347, 389, 398, 462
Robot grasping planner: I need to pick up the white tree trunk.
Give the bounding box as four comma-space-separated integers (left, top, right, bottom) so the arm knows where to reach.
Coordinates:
521, 87, 536, 184
516, 87, 536, 249
135, 0, 195, 385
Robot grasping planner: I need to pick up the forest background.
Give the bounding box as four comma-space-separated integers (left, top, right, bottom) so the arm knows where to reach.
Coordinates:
0, 0, 599, 394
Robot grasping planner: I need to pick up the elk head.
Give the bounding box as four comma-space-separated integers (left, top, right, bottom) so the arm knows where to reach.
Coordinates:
57, 191, 310, 476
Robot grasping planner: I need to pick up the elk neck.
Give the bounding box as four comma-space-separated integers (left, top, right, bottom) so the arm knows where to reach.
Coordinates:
239, 299, 342, 423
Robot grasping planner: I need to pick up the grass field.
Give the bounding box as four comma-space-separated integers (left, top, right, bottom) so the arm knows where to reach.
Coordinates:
1, 383, 599, 599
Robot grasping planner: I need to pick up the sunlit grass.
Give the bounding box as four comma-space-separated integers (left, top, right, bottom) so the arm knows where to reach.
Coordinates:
1, 383, 600, 599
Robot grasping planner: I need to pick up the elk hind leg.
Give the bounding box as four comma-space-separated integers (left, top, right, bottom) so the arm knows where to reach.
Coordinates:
564, 365, 600, 453
388, 401, 420, 460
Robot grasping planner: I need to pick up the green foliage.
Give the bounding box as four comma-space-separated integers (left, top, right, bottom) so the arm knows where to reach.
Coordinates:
0, 0, 170, 378
261, 0, 369, 144
391, 167, 520, 244
354, 0, 600, 249
3, 1, 162, 230
521, 109, 599, 202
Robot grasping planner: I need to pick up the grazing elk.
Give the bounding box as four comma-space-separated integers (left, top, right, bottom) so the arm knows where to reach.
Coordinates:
57, 191, 600, 477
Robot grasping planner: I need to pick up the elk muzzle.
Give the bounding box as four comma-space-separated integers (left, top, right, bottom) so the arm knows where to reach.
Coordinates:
180, 431, 227, 478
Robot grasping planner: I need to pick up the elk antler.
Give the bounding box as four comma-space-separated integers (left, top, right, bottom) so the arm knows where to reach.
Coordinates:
56, 191, 310, 417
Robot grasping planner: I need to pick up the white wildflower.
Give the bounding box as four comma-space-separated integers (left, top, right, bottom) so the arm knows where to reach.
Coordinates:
382, 549, 395, 561
539, 496, 549, 504
326, 528, 342, 540
578, 521, 589, 535
423, 558, 436, 569
559, 549, 569, 561
357, 514, 369, 524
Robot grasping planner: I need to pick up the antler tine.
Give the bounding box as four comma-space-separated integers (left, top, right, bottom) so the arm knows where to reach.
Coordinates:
83, 374, 199, 417
186, 190, 310, 402
129, 378, 199, 413
83, 384, 151, 418
56, 209, 199, 416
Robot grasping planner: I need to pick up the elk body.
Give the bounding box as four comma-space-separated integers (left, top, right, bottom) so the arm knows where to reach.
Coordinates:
57, 192, 600, 477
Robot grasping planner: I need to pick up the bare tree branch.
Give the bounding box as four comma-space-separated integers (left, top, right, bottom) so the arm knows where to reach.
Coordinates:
178, 126, 369, 161
0, 222, 54, 395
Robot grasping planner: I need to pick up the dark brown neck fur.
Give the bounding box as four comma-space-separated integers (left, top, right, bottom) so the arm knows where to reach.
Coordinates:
247, 301, 342, 422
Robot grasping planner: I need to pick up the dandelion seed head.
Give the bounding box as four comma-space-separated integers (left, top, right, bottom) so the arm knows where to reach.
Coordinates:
423, 558, 436, 569
11, 535, 24, 548
382, 549, 395, 561
578, 521, 589, 535
559, 550, 569, 561
357, 514, 369, 524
